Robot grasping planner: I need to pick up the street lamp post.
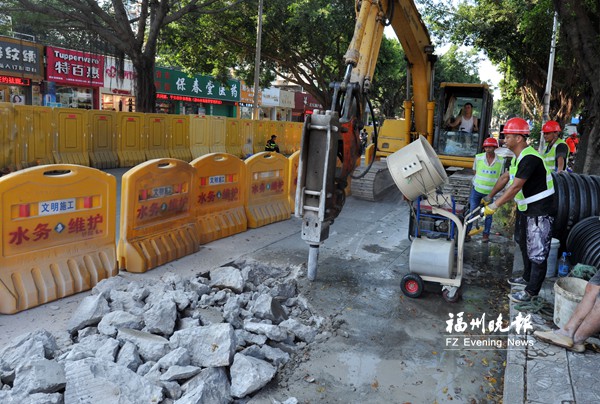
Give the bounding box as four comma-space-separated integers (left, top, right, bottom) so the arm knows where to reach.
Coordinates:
252, 0, 263, 120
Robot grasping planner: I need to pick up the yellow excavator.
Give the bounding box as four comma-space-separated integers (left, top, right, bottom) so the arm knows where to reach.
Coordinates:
295, 0, 493, 279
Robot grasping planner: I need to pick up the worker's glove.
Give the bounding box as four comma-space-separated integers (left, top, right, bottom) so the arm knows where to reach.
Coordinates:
481, 196, 492, 206
481, 203, 497, 217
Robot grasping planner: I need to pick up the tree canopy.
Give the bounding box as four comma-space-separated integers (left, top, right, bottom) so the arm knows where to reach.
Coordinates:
4, 0, 244, 112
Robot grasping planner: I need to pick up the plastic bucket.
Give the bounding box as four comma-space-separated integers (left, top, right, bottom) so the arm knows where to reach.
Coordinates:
546, 238, 560, 278
553, 277, 588, 328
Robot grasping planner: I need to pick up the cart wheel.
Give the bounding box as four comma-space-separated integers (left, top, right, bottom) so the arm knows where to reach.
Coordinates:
442, 287, 461, 303
401, 274, 424, 298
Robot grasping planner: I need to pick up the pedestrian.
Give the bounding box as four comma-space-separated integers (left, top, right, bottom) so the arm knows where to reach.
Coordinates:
565, 132, 579, 155
466, 137, 504, 243
533, 270, 600, 353
242, 138, 254, 159
482, 117, 556, 303
265, 135, 280, 153
541, 120, 569, 172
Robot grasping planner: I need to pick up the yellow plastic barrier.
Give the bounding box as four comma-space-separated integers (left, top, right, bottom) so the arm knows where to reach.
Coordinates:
14, 105, 54, 169
283, 122, 299, 155
267, 121, 285, 153
117, 158, 200, 273
244, 152, 291, 228
145, 114, 171, 160
209, 116, 227, 153
53, 108, 90, 166
288, 151, 300, 214
189, 115, 211, 158
117, 112, 146, 167
191, 153, 247, 244
168, 115, 192, 162
239, 119, 254, 157
0, 102, 16, 172
225, 118, 243, 158
253, 120, 269, 153
89, 110, 119, 169
0, 164, 117, 314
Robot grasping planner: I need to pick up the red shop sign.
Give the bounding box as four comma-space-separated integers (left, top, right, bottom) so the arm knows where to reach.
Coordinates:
46, 46, 105, 86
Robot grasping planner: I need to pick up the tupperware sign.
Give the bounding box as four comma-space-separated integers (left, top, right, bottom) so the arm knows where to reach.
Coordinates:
46, 46, 104, 86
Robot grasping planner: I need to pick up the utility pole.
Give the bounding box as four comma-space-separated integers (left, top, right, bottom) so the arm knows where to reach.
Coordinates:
252, 0, 264, 120
540, 12, 559, 152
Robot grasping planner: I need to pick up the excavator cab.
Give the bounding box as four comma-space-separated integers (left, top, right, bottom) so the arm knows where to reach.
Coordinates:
434, 83, 493, 168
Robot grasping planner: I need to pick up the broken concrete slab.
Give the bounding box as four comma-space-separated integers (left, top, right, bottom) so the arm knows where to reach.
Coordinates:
64, 358, 163, 403
210, 266, 244, 293
66, 294, 110, 335
116, 328, 170, 362
170, 324, 235, 367
13, 358, 65, 395
97, 310, 144, 337
230, 353, 277, 398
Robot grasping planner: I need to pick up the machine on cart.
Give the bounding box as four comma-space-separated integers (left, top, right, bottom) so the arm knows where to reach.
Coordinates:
387, 136, 481, 303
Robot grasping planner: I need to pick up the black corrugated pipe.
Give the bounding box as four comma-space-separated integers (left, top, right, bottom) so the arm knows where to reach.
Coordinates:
566, 216, 600, 269
551, 173, 600, 238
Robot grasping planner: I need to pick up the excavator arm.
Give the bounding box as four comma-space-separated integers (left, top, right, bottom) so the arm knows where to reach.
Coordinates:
295, 0, 437, 279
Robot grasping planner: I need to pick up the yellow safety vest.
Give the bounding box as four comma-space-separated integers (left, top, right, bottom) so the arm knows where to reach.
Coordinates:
509, 146, 555, 212
543, 138, 569, 171
473, 153, 504, 194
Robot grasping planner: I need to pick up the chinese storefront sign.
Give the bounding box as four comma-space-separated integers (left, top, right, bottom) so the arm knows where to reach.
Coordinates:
46, 46, 105, 86
154, 67, 240, 103
0, 36, 44, 80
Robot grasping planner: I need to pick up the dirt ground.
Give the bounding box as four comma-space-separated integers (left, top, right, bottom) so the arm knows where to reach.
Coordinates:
0, 188, 515, 403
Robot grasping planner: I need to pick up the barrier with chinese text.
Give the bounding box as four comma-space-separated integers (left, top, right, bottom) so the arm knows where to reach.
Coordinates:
0, 165, 117, 314
117, 112, 146, 167
0, 102, 16, 172
192, 153, 247, 244
14, 105, 54, 169
89, 110, 119, 169
53, 108, 90, 166
209, 116, 227, 153
117, 158, 200, 273
189, 115, 211, 158
244, 152, 291, 228
168, 115, 192, 162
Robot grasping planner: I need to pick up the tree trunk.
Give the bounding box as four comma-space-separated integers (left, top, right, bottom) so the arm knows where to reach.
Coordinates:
554, 0, 600, 174
133, 55, 157, 113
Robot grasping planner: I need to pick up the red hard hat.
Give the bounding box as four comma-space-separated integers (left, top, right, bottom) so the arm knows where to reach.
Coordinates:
483, 137, 499, 148
542, 120, 561, 133
502, 117, 530, 135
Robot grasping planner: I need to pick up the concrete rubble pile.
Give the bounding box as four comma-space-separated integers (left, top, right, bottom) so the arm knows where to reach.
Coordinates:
0, 261, 322, 404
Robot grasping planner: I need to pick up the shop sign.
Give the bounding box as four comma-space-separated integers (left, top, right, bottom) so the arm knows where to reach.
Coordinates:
261, 87, 280, 107
279, 90, 295, 108
46, 46, 105, 86
294, 91, 323, 112
0, 36, 44, 80
155, 67, 239, 102
0, 75, 30, 86
156, 93, 223, 105
240, 80, 262, 104
104, 56, 136, 93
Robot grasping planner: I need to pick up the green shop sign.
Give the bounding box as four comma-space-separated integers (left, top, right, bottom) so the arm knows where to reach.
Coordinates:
154, 67, 240, 102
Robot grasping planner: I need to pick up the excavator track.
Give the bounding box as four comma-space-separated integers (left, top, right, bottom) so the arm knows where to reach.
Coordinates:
351, 161, 397, 201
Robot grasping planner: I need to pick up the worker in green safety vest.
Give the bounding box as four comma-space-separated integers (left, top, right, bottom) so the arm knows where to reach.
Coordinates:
541, 120, 569, 172
265, 135, 280, 153
465, 137, 504, 243
482, 117, 556, 304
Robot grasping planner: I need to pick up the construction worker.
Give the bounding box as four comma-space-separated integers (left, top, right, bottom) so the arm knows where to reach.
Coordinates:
541, 120, 569, 172
482, 117, 555, 303
466, 137, 503, 243
265, 135, 280, 153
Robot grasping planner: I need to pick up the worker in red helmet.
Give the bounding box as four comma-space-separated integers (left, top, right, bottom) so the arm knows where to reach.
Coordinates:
482, 117, 556, 303
466, 137, 504, 243
541, 120, 569, 172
